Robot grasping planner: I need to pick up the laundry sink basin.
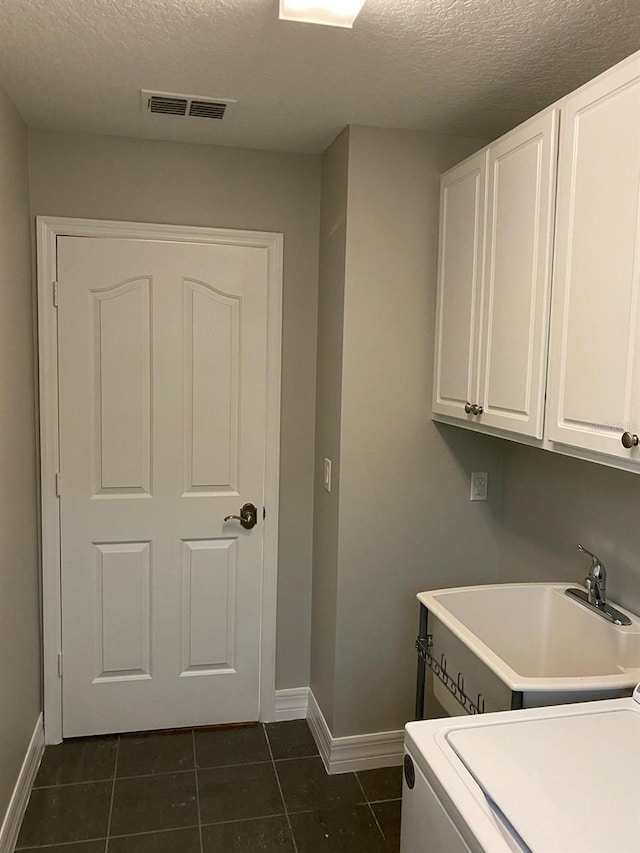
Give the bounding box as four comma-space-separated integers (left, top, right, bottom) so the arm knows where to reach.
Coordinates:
418, 583, 640, 696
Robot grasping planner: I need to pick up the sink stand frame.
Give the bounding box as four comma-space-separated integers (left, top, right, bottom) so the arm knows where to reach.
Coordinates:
415, 603, 524, 720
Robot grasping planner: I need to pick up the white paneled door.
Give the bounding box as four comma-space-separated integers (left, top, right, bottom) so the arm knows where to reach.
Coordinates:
57, 236, 270, 737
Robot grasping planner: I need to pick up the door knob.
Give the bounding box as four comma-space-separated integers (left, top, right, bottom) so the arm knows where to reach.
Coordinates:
224, 502, 258, 529
464, 402, 472, 414
470, 404, 484, 416
621, 432, 639, 449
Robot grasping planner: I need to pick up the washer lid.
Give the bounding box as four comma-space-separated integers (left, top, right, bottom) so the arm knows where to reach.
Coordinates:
447, 708, 640, 852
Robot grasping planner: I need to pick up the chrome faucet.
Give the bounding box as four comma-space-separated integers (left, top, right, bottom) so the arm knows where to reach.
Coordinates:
565, 544, 631, 626
577, 544, 606, 607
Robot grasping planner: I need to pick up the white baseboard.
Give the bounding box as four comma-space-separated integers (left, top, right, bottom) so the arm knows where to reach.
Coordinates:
307, 690, 404, 775
0, 714, 44, 853
273, 687, 310, 721
306, 690, 332, 768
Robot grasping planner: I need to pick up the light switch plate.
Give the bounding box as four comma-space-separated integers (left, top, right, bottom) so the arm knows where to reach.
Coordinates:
324, 458, 332, 492
470, 472, 488, 501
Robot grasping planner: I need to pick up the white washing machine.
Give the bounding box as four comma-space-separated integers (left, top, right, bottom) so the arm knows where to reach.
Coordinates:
400, 684, 640, 852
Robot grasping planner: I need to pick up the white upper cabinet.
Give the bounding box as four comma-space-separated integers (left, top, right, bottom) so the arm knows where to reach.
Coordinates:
433, 110, 559, 439
432, 151, 487, 421
546, 54, 640, 462
479, 110, 559, 438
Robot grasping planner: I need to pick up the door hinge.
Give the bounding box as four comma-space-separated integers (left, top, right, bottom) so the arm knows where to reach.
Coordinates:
55, 472, 61, 497
57, 651, 63, 678
53, 281, 59, 307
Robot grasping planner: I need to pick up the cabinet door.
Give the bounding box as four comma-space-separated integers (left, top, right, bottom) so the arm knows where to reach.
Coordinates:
432, 152, 487, 421
546, 55, 640, 459
477, 110, 559, 438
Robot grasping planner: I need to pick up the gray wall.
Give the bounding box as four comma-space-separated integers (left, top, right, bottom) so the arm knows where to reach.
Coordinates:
311, 122, 640, 738
26, 122, 639, 753
310, 129, 349, 730
312, 126, 505, 738
499, 444, 640, 616
0, 87, 41, 819
28, 130, 321, 689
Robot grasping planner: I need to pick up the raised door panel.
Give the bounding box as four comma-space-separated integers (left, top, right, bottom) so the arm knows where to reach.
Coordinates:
93, 278, 152, 495
432, 151, 487, 421
94, 542, 151, 681
547, 56, 640, 460
478, 109, 559, 438
183, 280, 240, 495
181, 539, 237, 675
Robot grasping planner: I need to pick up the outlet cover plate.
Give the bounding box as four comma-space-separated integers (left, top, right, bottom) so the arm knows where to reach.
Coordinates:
471, 472, 488, 501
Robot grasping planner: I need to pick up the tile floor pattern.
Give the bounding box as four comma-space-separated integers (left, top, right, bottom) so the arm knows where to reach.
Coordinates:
16, 720, 401, 852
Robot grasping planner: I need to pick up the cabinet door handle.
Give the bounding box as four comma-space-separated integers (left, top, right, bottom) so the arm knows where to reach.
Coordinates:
464, 402, 472, 414
621, 432, 639, 449
471, 404, 484, 416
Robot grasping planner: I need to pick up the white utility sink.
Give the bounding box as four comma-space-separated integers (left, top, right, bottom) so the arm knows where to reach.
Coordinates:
418, 583, 640, 694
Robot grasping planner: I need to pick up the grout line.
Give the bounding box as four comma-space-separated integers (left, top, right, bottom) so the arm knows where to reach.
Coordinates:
107, 824, 199, 840
104, 734, 120, 853
32, 779, 117, 790
194, 758, 273, 773
31, 776, 131, 790
17, 840, 108, 851
264, 723, 299, 853
272, 754, 321, 764
367, 796, 402, 804
199, 811, 287, 829
258, 807, 316, 818
31, 758, 277, 789
354, 772, 387, 844
354, 772, 370, 805
192, 729, 204, 853
285, 803, 366, 815
106, 811, 291, 842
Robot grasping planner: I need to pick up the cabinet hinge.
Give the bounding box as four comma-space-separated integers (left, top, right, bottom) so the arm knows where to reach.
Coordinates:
55, 472, 61, 497
263, 506, 266, 521
57, 651, 63, 678
53, 281, 59, 307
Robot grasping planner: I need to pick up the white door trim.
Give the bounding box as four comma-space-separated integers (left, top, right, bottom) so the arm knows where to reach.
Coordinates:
37, 216, 283, 744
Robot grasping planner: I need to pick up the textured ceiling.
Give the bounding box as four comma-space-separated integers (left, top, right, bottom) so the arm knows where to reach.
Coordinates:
0, 0, 638, 153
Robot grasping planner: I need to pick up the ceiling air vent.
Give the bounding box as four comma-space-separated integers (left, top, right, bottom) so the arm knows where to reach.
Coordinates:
142, 90, 235, 120
189, 100, 227, 120
147, 95, 188, 116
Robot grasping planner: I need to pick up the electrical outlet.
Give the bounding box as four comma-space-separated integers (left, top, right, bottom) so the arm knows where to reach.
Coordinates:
324, 458, 332, 492
470, 472, 488, 501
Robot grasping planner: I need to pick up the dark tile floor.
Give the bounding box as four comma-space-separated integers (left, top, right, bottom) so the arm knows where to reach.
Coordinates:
17, 720, 402, 852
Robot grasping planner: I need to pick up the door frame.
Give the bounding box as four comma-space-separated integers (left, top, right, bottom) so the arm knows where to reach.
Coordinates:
37, 216, 283, 744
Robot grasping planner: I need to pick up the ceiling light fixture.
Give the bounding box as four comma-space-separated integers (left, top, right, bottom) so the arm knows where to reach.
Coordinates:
279, 0, 366, 28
